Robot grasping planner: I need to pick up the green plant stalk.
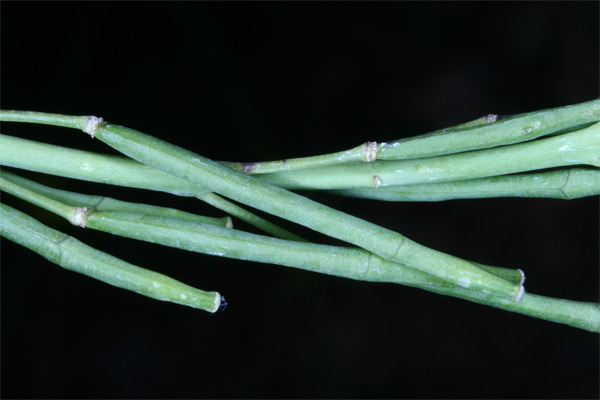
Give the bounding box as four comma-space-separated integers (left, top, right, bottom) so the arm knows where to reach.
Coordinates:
86, 121, 525, 301
199, 192, 306, 241
331, 168, 600, 202
88, 211, 529, 293
420, 285, 599, 333
5, 133, 597, 203
0, 120, 524, 300
219, 99, 600, 173
0, 135, 301, 240
0, 133, 201, 195
5, 110, 596, 301
259, 122, 600, 190
3, 174, 597, 331
0, 202, 222, 312
0, 169, 231, 227
1, 170, 522, 285
376, 98, 600, 160
4, 100, 597, 177
2, 133, 598, 204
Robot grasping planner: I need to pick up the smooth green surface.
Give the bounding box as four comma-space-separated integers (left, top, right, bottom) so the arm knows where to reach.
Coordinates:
0, 169, 231, 228
332, 168, 600, 201
0, 203, 221, 312
259, 122, 600, 190
92, 122, 524, 301
0, 170, 521, 286
5, 175, 590, 330
3, 131, 598, 200
3, 193, 598, 330
0, 135, 301, 240
377, 98, 600, 160
220, 99, 600, 173
0, 133, 203, 196
1, 106, 598, 332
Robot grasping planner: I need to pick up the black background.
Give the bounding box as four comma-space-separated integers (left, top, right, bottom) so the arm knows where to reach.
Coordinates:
1, 2, 599, 398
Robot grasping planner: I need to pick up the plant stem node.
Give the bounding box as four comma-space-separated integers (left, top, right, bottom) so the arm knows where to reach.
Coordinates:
85, 116, 104, 138
73, 207, 89, 228
365, 141, 378, 162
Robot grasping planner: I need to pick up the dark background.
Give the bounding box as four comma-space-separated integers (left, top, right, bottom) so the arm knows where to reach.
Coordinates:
1, 2, 599, 398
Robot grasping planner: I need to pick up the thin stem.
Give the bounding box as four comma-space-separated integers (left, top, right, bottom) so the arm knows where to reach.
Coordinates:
0, 135, 301, 240
221, 143, 376, 174
220, 99, 599, 173
87, 120, 525, 301
3, 134, 597, 204
331, 168, 600, 202
0, 133, 203, 195
258, 123, 600, 190
0, 171, 521, 285
198, 192, 306, 241
0, 203, 222, 312
0, 110, 90, 130
377, 98, 600, 160
0, 170, 231, 228
1, 118, 524, 300
3, 171, 597, 331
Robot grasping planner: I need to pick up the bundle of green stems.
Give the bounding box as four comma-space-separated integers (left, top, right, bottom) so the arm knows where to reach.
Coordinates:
0, 99, 598, 332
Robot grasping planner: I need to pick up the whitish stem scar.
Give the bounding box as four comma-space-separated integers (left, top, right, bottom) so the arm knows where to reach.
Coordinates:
73, 207, 89, 228
365, 141, 378, 162
85, 115, 104, 138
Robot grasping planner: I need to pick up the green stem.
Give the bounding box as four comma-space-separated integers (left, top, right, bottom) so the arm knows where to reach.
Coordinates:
198, 192, 306, 241
258, 122, 600, 190
3, 174, 597, 331
0, 110, 90, 130
377, 98, 600, 160
0, 135, 301, 240
0, 170, 521, 286
331, 168, 600, 202
87, 120, 524, 301
221, 142, 377, 174
0, 202, 222, 312
0, 169, 231, 228
220, 99, 599, 173
1, 114, 525, 300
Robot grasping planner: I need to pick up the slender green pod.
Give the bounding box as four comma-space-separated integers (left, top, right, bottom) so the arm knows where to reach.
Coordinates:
0, 203, 222, 312
259, 122, 600, 190
85, 119, 524, 301
331, 168, 600, 201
